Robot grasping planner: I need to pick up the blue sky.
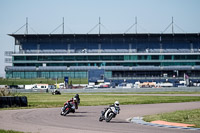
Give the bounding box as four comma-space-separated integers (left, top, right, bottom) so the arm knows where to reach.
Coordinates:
0, 0, 200, 77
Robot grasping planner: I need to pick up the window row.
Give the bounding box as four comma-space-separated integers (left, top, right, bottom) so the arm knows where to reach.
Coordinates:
13, 62, 200, 67
6, 71, 88, 79
14, 55, 200, 61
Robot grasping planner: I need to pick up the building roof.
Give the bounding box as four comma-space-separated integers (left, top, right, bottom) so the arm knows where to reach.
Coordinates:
8, 33, 200, 38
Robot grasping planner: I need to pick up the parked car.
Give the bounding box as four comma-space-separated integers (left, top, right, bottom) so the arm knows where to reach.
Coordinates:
8, 85, 20, 89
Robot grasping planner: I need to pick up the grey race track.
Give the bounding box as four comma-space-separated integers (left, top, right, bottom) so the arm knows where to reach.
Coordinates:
0, 102, 200, 133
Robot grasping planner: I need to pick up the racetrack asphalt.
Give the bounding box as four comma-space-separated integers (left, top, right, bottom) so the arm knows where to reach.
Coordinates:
0, 102, 200, 133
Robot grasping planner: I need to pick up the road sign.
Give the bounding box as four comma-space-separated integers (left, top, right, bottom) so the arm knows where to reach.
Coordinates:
64, 77, 68, 84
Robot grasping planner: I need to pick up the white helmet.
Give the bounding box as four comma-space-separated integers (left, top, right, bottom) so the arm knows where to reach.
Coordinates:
73, 97, 77, 101
114, 101, 119, 107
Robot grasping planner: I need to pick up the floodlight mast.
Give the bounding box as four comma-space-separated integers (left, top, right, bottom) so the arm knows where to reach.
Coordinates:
26, 17, 28, 34
63, 17, 64, 34
162, 17, 185, 34
172, 17, 174, 34
49, 17, 65, 34
99, 17, 101, 35
13, 17, 38, 34
87, 17, 106, 35
135, 16, 137, 34
124, 16, 138, 34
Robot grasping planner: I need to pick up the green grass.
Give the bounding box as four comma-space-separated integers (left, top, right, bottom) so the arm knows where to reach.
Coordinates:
0, 129, 23, 133
0, 78, 88, 85
143, 109, 200, 128
1, 93, 200, 109
76, 92, 200, 94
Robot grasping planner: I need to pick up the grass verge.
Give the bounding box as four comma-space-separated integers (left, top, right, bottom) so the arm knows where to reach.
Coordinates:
0, 129, 23, 133
73, 92, 200, 94
1, 93, 200, 109
143, 109, 200, 128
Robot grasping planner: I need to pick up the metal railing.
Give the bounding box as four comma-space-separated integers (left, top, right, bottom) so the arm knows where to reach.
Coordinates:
5, 58, 12, 63
10, 48, 200, 54
4, 51, 13, 56
5, 65, 200, 71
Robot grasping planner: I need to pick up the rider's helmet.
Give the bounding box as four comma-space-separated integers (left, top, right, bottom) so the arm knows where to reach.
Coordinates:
114, 101, 119, 107
73, 97, 77, 102
75, 94, 79, 99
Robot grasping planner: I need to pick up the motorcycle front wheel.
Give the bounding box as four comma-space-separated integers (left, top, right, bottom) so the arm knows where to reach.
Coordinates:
106, 113, 113, 122
63, 109, 70, 116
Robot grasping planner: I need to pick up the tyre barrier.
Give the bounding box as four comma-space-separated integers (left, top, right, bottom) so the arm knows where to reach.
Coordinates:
0, 96, 28, 108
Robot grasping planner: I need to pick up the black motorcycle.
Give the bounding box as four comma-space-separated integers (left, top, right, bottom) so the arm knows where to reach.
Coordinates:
60, 102, 76, 116
74, 94, 80, 107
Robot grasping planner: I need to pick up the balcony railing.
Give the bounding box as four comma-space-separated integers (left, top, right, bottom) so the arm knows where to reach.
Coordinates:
5, 65, 200, 71
5, 51, 13, 56
5, 58, 12, 63
10, 48, 200, 54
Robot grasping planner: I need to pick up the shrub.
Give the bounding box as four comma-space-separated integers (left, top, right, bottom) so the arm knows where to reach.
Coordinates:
0, 88, 15, 96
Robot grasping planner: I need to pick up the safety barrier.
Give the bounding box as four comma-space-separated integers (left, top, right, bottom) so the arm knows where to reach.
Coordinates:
0, 96, 28, 108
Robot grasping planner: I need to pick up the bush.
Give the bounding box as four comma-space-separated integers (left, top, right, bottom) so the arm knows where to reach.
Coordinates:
0, 88, 15, 97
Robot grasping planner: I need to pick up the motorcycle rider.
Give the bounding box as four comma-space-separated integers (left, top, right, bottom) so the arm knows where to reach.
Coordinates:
101, 101, 120, 120
63, 97, 77, 113
74, 94, 80, 106
109, 101, 120, 108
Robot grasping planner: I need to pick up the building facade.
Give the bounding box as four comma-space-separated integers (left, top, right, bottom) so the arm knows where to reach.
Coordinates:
5, 33, 200, 83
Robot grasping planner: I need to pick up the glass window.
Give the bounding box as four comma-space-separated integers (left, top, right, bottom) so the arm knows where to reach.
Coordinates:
161, 62, 196, 66
105, 71, 112, 78
75, 56, 88, 61
112, 56, 123, 60
38, 56, 45, 61
151, 55, 159, 60
124, 55, 129, 60
25, 72, 37, 78
138, 55, 147, 60
63, 56, 75, 61
6, 72, 13, 78
49, 72, 62, 78
14, 56, 25, 61
88, 56, 99, 60
26, 56, 38, 61
186, 55, 198, 60
164, 55, 172, 60
174, 55, 181, 60
41, 72, 49, 78
99, 56, 112, 60
124, 55, 137, 60
13, 72, 24, 78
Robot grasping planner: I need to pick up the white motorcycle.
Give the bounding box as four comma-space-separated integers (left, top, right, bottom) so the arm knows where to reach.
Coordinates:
99, 106, 120, 122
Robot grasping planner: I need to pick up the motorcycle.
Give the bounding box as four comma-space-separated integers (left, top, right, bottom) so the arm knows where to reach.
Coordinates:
74, 94, 80, 107
60, 100, 77, 116
99, 106, 120, 122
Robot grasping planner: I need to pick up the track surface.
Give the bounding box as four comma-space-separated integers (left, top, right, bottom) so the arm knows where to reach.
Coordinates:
0, 102, 200, 133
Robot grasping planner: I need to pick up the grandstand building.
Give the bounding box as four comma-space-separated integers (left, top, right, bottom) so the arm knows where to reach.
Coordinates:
5, 33, 200, 83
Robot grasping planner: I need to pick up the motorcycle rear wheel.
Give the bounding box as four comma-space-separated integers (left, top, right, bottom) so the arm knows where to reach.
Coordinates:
99, 116, 104, 122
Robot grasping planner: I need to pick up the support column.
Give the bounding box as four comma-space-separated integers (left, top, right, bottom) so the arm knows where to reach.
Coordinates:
98, 43, 101, 53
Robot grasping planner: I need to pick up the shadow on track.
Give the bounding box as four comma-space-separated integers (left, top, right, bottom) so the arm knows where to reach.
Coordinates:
75, 111, 88, 114
62, 114, 87, 117
109, 121, 130, 124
